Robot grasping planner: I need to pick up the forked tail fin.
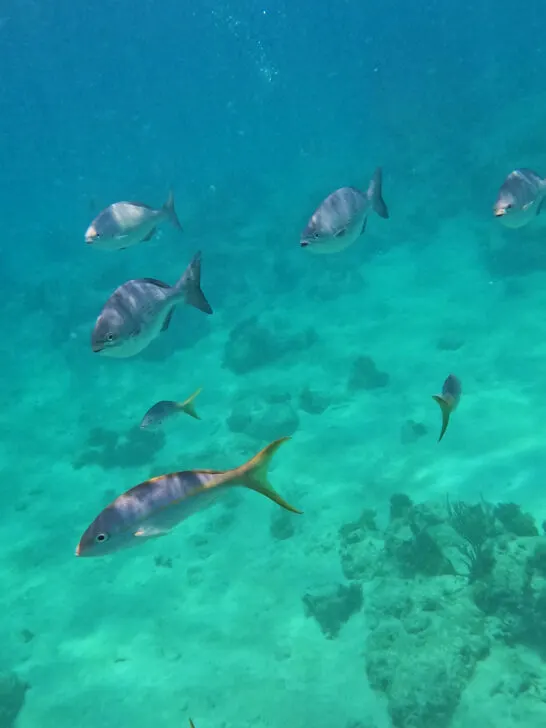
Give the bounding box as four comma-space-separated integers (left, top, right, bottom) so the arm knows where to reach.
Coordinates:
237, 437, 302, 514
432, 394, 452, 442
163, 189, 183, 231
180, 388, 202, 420
176, 251, 213, 314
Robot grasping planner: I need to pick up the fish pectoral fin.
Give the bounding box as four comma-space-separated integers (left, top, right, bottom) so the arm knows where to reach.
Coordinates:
334, 228, 347, 238
141, 227, 157, 242
134, 526, 170, 538
360, 217, 368, 235
432, 394, 452, 442
161, 307, 176, 332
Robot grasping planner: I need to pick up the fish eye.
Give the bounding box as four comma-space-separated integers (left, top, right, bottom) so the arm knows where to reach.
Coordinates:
95, 532, 109, 544
106, 333, 114, 342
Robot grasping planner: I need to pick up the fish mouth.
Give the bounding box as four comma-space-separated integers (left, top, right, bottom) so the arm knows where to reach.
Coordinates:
494, 208, 506, 217
75, 543, 81, 556
300, 240, 310, 247
85, 225, 97, 244
91, 343, 103, 353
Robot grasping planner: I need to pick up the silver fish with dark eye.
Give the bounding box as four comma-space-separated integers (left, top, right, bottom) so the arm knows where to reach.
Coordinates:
91, 252, 212, 359
85, 190, 182, 251
300, 167, 389, 254
493, 169, 546, 229
75, 437, 302, 557
140, 388, 202, 429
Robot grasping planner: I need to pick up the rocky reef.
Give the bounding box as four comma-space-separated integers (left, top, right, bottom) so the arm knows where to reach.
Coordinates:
223, 315, 317, 375
299, 492, 546, 727
0, 671, 28, 728
73, 425, 166, 471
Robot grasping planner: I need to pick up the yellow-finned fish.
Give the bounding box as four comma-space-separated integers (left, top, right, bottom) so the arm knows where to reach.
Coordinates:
140, 388, 202, 429
432, 374, 461, 442
75, 437, 302, 557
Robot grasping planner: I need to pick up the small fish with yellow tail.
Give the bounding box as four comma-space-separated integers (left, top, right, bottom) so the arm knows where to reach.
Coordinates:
75, 437, 301, 557
432, 374, 461, 442
140, 388, 202, 429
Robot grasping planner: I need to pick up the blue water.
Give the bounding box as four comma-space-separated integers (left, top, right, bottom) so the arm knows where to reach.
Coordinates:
3, 1, 546, 726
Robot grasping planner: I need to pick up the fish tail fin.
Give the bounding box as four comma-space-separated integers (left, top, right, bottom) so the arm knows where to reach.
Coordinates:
177, 251, 213, 314
368, 167, 389, 219
236, 437, 302, 514
181, 388, 202, 420
189, 720, 196, 728
163, 189, 183, 231
432, 394, 451, 442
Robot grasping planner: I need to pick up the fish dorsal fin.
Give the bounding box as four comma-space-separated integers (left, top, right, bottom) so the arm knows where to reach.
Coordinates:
161, 306, 176, 332
128, 201, 154, 210
141, 277, 171, 289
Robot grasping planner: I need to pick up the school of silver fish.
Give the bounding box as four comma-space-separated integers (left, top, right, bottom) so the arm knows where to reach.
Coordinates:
76, 163, 542, 561
71, 162, 544, 723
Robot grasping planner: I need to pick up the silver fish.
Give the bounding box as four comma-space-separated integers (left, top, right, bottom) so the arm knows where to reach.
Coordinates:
85, 190, 182, 250
140, 388, 202, 429
91, 251, 212, 358
493, 169, 546, 229
300, 167, 389, 254
75, 437, 302, 557
432, 374, 461, 442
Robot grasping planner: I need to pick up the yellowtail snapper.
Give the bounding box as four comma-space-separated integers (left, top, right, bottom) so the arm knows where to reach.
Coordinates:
75, 437, 302, 557
432, 374, 461, 442
140, 388, 202, 429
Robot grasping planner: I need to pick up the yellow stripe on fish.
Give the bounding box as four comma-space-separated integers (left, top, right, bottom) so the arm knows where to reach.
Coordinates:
75, 437, 302, 557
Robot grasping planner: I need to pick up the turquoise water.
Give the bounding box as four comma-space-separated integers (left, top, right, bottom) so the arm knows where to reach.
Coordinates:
3, 1, 546, 727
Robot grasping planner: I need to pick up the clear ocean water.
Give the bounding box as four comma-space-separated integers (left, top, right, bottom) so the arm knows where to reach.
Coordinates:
4, 1, 546, 727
